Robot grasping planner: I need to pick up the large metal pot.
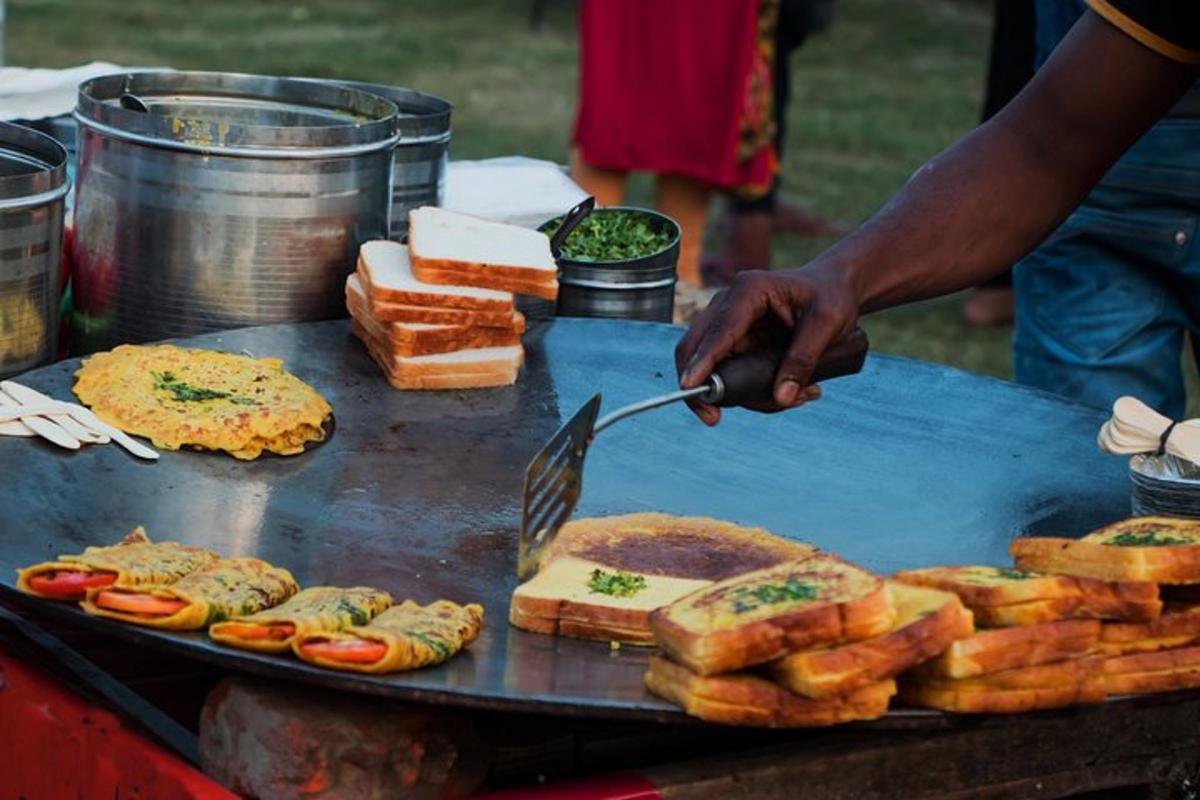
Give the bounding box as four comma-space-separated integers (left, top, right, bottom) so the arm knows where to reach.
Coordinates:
71, 71, 399, 352
0, 123, 68, 378
327, 80, 451, 241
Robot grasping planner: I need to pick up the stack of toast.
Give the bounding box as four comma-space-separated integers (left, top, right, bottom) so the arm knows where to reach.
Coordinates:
348, 207, 558, 390
644, 557, 971, 727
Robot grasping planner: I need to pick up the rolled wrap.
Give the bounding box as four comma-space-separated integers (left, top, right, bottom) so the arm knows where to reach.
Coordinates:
17, 526, 218, 599
293, 599, 484, 674
81, 557, 298, 629
209, 586, 393, 653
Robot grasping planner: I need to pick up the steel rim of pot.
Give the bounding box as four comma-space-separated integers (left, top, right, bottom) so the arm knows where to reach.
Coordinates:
557, 275, 677, 290
310, 79, 452, 144
0, 123, 69, 209
549, 206, 681, 269
75, 71, 401, 159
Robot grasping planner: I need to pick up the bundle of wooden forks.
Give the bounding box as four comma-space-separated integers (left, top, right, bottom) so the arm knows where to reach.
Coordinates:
0, 379, 158, 460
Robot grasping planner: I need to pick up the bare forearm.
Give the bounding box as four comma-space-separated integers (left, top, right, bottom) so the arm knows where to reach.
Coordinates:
816, 13, 1199, 313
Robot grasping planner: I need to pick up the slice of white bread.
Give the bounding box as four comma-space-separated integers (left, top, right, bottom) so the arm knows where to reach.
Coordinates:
645, 655, 895, 727
347, 275, 522, 357
360, 286, 522, 328
768, 582, 973, 699
911, 618, 1100, 679
352, 321, 523, 390
408, 206, 559, 300
358, 240, 513, 312
650, 555, 896, 676
1010, 516, 1200, 583
509, 556, 712, 645
1098, 602, 1200, 655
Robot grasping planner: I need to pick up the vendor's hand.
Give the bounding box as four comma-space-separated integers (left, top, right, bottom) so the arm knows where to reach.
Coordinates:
674, 266, 859, 426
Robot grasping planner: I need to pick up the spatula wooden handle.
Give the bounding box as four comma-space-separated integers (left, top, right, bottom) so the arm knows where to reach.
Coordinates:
709, 327, 869, 408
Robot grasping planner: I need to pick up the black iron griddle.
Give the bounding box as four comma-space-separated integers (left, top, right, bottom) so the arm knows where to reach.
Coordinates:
0, 319, 1130, 721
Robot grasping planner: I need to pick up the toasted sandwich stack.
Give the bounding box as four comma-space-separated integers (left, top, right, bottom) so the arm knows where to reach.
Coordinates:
348, 207, 559, 390
1011, 516, 1200, 698
644, 556, 972, 727
893, 564, 1160, 712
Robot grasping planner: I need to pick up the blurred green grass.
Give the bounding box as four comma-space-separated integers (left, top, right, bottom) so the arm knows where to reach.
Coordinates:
6, 0, 1080, 388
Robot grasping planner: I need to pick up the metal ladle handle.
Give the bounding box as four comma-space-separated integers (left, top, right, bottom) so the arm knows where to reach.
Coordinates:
549, 196, 596, 260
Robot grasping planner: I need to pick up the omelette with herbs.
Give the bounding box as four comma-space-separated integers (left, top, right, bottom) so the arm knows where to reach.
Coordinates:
73, 344, 332, 459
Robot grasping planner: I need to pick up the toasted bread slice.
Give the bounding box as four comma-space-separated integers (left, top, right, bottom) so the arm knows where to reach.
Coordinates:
1095, 635, 1199, 657
969, 596, 1160, 627
917, 656, 1101, 692
645, 655, 894, 727
1101, 602, 1200, 644
899, 678, 1104, 713
357, 241, 513, 311
1102, 645, 1200, 694
347, 275, 523, 357
768, 583, 973, 699
1011, 517, 1200, 583
509, 556, 711, 644
894, 565, 1159, 625
408, 206, 558, 300
541, 513, 816, 581
893, 565, 1076, 607
913, 619, 1100, 679
650, 555, 894, 676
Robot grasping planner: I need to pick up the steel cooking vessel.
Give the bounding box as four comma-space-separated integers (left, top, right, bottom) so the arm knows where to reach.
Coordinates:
321, 80, 451, 240
70, 71, 399, 352
0, 123, 68, 378
543, 207, 680, 323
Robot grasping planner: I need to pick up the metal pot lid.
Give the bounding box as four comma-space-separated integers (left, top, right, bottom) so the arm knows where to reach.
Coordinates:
75, 71, 400, 158
324, 80, 451, 143
0, 122, 68, 210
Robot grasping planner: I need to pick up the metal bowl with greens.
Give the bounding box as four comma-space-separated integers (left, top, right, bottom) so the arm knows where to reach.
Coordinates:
540, 207, 678, 264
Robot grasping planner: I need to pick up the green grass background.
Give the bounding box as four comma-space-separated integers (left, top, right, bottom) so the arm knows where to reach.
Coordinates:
16, 0, 1176, 399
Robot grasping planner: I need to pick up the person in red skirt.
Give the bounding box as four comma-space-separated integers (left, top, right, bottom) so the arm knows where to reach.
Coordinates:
569, 0, 780, 289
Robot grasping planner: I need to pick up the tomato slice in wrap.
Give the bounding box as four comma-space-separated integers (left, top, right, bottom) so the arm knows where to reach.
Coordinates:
93, 590, 187, 617
216, 622, 296, 641
26, 570, 116, 598
297, 638, 388, 664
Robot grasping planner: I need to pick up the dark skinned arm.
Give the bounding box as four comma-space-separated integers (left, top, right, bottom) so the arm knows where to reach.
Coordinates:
676, 12, 1200, 426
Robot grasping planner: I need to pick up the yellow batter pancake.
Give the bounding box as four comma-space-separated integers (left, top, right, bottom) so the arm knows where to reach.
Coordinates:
73, 344, 332, 459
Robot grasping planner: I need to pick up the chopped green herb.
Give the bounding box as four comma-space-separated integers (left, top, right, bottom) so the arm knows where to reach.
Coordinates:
1106, 530, 1190, 547
152, 371, 258, 405
730, 577, 818, 614
993, 568, 1036, 580
586, 568, 647, 598
542, 211, 674, 262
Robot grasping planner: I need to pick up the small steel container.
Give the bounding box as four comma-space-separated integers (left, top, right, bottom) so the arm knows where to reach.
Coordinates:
329, 81, 451, 240
546, 207, 680, 323
1130, 453, 1200, 518
0, 123, 68, 378
71, 71, 399, 352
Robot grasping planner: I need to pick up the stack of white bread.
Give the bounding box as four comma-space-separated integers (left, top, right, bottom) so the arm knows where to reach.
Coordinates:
347, 206, 559, 390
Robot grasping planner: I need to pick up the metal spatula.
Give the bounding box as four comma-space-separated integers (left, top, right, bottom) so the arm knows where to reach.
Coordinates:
517, 327, 869, 578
